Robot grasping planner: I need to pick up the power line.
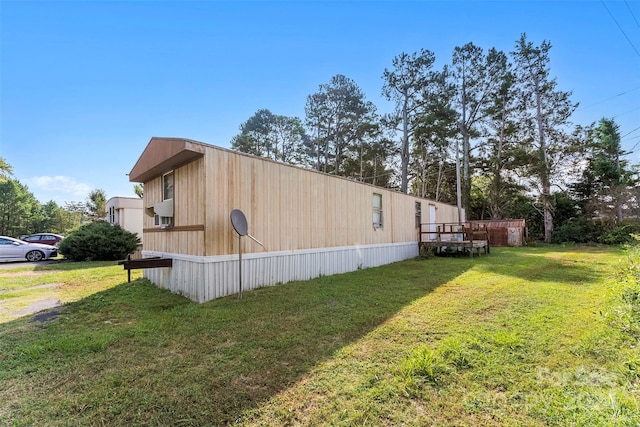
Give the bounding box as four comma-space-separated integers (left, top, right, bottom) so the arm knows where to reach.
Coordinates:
613, 106, 640, 118
621, 125, 640, 139
579, 86, 640, 109
625, 0, 640, 28
618, 127, 640, 155
624, 129, 640, 154
601, 0, 640, 57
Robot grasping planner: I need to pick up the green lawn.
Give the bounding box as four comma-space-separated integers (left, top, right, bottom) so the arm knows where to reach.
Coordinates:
1, 247, 638, 426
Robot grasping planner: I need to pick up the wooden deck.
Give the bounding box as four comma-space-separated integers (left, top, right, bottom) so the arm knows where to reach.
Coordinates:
419, 223, 490, 257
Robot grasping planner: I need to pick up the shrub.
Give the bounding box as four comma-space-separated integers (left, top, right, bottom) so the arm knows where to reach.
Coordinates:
599, 222, 640, 245
618, 236, 640, 339
58, 221, 139, 261
552, 218, 589, 244
552, 219, 640, 245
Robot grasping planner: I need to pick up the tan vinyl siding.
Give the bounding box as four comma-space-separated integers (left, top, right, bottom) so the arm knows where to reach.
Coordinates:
142, 157, 206, 256
137, 140, 461, 257
201, 145, 459, 256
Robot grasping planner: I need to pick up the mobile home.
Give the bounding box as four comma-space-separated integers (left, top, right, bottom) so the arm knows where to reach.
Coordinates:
105, 196, 144, 243
129, 137, 462, 302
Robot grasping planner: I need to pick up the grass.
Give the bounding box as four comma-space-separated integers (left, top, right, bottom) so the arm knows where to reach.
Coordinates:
0, 246, 638, 426
0, 261, 142, 323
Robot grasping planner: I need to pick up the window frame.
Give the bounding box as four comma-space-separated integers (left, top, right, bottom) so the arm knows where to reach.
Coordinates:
372, 193, 383, 229
156, 171, 175, 228
154, 214, 173, 228
163, 171, 174, 201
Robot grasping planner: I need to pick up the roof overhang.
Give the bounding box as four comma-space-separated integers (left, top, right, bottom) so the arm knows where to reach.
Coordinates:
105, 196, 144, 210
128, 137, 206, 183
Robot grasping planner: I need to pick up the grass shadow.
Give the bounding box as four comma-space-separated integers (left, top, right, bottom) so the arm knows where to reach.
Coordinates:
0, 256, 474, 426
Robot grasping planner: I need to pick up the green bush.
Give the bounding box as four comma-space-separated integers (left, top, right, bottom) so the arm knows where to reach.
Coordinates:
58, 221, 139, 261
552, 219, 640, 245
552, 218, 590, 244
598, 222, 640, 245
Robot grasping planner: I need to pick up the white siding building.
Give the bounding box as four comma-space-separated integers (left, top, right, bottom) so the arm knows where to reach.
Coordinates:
105, 196, 144, 243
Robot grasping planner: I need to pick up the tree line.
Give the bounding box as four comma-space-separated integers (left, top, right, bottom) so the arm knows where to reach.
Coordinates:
0, 157, 111, 238
230, 34, 639, 243
0, 154, 147, 238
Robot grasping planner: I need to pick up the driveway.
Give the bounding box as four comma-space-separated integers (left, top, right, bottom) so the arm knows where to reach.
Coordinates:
0, 260, 62, 269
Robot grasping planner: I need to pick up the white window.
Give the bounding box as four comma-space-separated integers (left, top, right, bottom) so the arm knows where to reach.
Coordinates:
154, 214, 173, 228
373, 193, 383, 228
157, 171, 174, 227
163, 171, 174, 201
108, 206, 116, 224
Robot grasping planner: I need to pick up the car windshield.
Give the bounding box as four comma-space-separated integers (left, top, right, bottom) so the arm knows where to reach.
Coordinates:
0, 237, 26, 245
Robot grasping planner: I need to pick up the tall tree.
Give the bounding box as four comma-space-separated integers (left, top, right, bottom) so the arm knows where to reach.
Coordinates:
86, 189, 107, 221
231, 109, 277, 159
341, 128, 397, 188
271, 115, 306, 163
38, 201, 66, 234
64, 202, 87, 227
478, 48, 521, 219
304, 91, 331, 172
231, 109, 306, 164
34, 200, 80, 235
0, 157, 13, 180
512, 34, 578, 243
451, 42, 509, 215
0, 179, 41, 236
382, 49, 436, 193
573, 118, 636, 223
410, 67, 458, 202
305, 75, 377, 176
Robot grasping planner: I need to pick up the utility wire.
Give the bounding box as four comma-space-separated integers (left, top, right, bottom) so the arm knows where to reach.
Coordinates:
621, 125, 640, 139
624, 130, 640, 154
613, 106, 640, 118
625, 136, 640, 145
623, 136, 640, 150
578, 86, 640, 109
625, 0, 640, 28
601, 0, 640, 57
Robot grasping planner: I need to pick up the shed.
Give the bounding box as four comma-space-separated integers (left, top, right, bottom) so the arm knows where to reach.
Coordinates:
467, 219, 527, 246
129, 137, 463, 302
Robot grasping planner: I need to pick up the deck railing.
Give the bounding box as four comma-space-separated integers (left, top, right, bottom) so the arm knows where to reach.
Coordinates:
420, 222, 489, 243
419, 222, 490, 257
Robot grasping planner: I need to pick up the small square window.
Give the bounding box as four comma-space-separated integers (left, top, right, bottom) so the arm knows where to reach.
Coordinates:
154, 214, 173, 228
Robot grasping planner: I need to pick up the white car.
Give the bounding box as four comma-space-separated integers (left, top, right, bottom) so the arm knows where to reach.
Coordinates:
0, 236, 58, 262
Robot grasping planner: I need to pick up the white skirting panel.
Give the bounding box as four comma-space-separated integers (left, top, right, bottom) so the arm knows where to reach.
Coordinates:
142, 242, 419, 303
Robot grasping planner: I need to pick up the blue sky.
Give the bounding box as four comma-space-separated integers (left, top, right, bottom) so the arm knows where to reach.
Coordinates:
1, 0, 639, 205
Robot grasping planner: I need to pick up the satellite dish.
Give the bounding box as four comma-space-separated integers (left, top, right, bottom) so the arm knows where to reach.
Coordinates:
230, 209, 248, 236
230, 209, 265, 300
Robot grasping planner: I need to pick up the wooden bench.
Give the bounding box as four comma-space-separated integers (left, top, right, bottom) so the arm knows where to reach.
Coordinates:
118, 256, 173, 282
